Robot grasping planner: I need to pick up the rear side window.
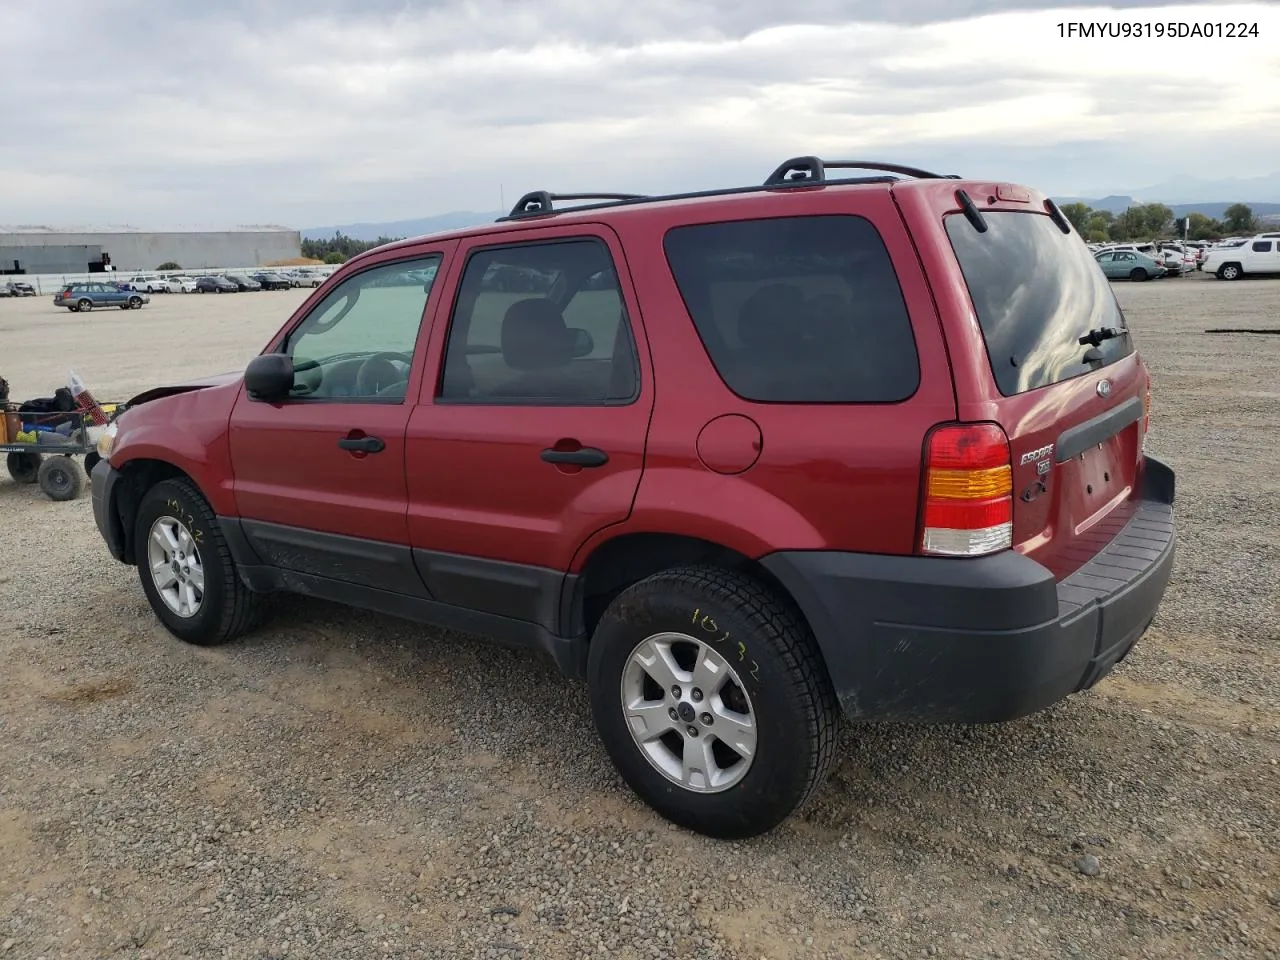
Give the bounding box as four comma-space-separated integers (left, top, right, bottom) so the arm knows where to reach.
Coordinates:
438, 238, 639, 405
663, 215, 920, 403
945, 211, 1135, 397
1252, 240, 1272, 252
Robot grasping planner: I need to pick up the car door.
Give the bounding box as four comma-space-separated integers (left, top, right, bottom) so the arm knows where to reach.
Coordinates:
1095, 252, 1117, 278
1249, 239, 1278, 273
403, 225, 653, 626
1268, 241, 1280, 274
226, 246, 455, 592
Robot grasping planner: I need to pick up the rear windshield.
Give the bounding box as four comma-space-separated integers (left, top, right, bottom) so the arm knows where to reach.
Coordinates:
945, 211, 1134, 396
663, 215, 920, 403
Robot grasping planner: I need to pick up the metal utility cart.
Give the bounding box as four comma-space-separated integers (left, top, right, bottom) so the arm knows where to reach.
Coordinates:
2, 405, 125, 501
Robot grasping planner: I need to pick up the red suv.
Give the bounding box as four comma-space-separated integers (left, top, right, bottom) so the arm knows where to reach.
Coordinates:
91, 157, 1175, 838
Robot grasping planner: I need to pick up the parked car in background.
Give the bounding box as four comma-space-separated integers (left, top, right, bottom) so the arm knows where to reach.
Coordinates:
3, 281, 38, 297
54, 282, 148, 311
1094, 249, 1168, 281
1155, 244, 1196, 275
291, 268, 325, 287
226, 275, 263, 292
171, 276, 199, 293
1202, 236, 1280, 280
251, 271, 291, 290
125, 274, 173, 294
194, 276, 240, 294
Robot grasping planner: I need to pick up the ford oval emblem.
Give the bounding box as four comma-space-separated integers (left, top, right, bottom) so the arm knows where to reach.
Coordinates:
1096, 379, 1112, 398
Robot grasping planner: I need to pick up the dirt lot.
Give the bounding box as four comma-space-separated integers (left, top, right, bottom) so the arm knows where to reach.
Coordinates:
1, 276, 1278, 960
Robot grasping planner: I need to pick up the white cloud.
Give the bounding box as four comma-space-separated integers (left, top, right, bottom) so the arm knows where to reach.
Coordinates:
1, 0, 1277, 226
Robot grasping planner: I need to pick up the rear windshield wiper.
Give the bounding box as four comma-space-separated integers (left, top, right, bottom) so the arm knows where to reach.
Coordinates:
1078, 327, 1125, 347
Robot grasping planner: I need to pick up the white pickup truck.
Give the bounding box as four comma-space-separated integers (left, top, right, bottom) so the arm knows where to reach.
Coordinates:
1202, 236, 1280, 280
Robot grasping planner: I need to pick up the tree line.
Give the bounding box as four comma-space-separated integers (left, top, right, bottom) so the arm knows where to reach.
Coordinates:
1059, 202, 1262, 243
301, 232, 404, 264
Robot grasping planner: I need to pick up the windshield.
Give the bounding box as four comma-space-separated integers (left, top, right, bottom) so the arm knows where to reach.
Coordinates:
944, 210, 1134, 396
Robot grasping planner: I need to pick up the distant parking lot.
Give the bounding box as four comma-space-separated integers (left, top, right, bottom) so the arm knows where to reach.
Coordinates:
1, 275, 1278, 959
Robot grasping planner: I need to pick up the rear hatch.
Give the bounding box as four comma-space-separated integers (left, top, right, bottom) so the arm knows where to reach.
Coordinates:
929, 189, 1150, 579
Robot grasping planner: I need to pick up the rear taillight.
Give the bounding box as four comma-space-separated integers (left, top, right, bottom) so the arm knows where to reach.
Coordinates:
920, 423, 1013, 557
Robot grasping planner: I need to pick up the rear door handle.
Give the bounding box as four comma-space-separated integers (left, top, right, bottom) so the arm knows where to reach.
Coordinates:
338, 435, 385, 453
541, 447, 608, 468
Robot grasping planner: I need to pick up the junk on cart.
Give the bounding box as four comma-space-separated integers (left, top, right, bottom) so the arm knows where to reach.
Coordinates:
1, 371, 125, 502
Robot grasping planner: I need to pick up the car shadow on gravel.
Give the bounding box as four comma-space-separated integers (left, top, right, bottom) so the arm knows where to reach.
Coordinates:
221, 591, 603, 753
220, 592, 1120, 821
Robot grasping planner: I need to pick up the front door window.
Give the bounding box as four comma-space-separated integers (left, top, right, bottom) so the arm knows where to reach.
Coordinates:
282, 257, 443, 401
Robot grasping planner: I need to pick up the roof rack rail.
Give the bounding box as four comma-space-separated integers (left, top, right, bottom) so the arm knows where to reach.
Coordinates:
501, 190, 648, 220
764, 156, 961, 185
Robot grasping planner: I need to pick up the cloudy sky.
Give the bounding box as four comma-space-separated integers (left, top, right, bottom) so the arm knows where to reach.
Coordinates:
2, 0, 1278, 229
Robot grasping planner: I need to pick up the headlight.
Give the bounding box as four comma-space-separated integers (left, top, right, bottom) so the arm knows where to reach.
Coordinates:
97, 422, 118, 459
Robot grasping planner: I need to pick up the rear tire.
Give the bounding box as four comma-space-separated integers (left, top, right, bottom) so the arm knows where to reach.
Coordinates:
6, 451, 42, 484
37, 455, 87, 501
78, 298, 93, 311
1218, 263, 1242, 281
1129, 268, 1148, 282
586, 565, 839, 839
133, 478, 265, 646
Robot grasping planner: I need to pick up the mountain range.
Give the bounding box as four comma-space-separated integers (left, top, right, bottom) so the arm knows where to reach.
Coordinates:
302, 173, 1280, 241
1071, 171, 1280, 208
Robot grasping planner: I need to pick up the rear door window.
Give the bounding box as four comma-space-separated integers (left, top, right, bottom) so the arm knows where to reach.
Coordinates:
662, 215, 920, 403
438, 238, 639, 405
944, 211, 1135, 396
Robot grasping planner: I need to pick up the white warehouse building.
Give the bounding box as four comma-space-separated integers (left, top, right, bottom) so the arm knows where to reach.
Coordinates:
0, 225, 302, 274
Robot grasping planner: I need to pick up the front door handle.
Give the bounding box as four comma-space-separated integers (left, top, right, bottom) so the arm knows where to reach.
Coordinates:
541, 447, 609, 468
338, 435, 385, 453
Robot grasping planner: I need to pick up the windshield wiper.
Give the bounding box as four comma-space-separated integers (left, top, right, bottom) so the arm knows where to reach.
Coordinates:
1078, 327, 1125, 347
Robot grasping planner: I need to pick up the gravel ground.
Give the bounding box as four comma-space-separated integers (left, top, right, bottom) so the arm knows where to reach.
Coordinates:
1, 276, 1278, 960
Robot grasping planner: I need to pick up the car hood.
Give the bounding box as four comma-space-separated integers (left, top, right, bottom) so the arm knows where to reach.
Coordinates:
125, 370, 243, 407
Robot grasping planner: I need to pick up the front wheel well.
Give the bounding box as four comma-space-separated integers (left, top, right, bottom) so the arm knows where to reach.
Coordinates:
113, 459, 197, 564
571, 533, 799, 639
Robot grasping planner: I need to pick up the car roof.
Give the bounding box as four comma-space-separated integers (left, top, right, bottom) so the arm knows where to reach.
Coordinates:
356, 156, 1053, 264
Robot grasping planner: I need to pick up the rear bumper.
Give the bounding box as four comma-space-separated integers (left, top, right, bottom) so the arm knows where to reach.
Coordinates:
761, 456, 1176, 724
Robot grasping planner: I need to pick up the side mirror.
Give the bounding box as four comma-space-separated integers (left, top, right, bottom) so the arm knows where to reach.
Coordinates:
569, 327, 594, 358
245, 354, 295, 401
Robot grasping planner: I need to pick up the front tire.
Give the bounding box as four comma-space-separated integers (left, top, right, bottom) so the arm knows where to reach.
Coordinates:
133, 478, 264, 646
78, 298, 93, 311
587, 566, 839, 839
